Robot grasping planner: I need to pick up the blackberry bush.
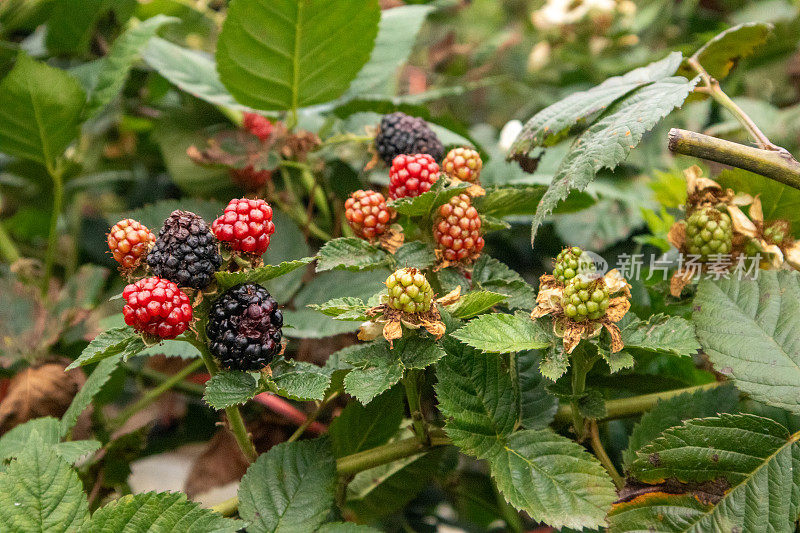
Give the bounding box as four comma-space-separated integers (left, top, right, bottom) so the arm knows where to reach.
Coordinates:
147, 210, 222, 290
344, 189, 392, 239
375, 112, 444, 165
212, 198, 275, 256
122, 277, 192, 338
206, 283, 283, 371
388, 153, 440, 200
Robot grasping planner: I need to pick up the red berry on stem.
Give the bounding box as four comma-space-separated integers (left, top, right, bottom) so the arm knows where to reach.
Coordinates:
345, 190, 392, 239
230, 166, 272, 192
123, 277, 192, 339
107, 219, 155, 269
434, 193, 484, 263
212, 198, 276, 256
389, 154, 440, 200
242, 112, 273, 141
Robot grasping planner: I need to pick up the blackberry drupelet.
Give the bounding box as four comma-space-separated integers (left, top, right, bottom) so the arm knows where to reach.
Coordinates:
206, 283, 283, 371
375, 112, 444, 165
147, 210, 222, 290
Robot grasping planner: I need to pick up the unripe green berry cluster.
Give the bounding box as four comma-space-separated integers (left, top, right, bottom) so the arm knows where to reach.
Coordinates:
685, 207, 732, 260
764, 220, 791, 246
385, 268, 434, 313
561, 277, 610, 322
553, 246, 590, 283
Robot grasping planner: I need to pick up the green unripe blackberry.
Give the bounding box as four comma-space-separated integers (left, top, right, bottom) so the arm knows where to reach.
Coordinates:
685, 207, 732, 260
553, 246, 592, 283
385, 268, 434, 314
561, 277, 610, 322
764, 220, 792, 247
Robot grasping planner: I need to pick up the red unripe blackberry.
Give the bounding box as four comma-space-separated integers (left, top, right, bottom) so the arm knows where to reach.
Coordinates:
147, 210, 222, 290
122, 277, 192, 339
242, 112, 273, 141
345, 190, 392, 239
375, 112, 444, 165
389, 154, 440, 200
206, 283, 283, 371
230, 166, 272, 192
107, 219, 155, 269
433, 193, 484, 263
212, 198, 275, 256
385, 268, 434, 313
442, 147, 482, 183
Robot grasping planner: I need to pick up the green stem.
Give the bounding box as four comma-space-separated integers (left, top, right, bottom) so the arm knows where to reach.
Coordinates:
44, 165, 64, 294
190, 338, 258, 463
589, 419, 624, 489
110, 358, 204, 431
0, 220, 20, 263
668, 128, 800, 191
554, 381, 724, 424
287, 391, 338, 443
569, 348, 594, 440
136, 364, 206, 395
210, 432, 451, 517
403, 369, 429, 444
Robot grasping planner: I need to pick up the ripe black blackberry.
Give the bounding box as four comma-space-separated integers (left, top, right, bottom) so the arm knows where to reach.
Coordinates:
147, 210, 222, 290
375, 112, 444, 165
206, 283, 283, 371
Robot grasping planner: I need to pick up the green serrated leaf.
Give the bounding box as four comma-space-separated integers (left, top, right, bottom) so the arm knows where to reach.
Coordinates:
717, 168, 800, 231
607, 493, 713, 533
217, 0, 380, 111
473, 184, 547, 218
142, 37, 247, 111
270, 359, 332, 401
0, 52, 85, 168
85, 491, 241, 532
516, 351, 558, 429
620, 314, 699, 356
308, 297, 369, 321
86, 15, 177, 116
622, 383, 738, 468
238, 438, 336, 533
0, 440, 89, 532
61, 354, 124, 437
215, 258, 314, 291
628, 414, 800, 533
451, 312, 552, 354
472, 256, 536, 310
510, 52, 683, 154
203, 371, 258, 410
316, 238, 390, 272
688, 22, 773, 80
0, 418, 100, 465
67, 327, 144, 369
446, 290, 507, 319
598, 347, 635, 373
393, 241, 436, 270
539, 344, 570, 381
491, 429, 617, 530
528, 74, 698, 243
693, 271, 800, 414
329, 387, 403, 458
388, 180, 469, 217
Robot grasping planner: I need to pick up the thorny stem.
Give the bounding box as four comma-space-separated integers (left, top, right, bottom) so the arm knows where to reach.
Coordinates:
188, 337, 258, 463
589, 419, 624, 489
403, 369, 429, 444
287, 391, 339, 443
668, 128, 800, 191
110, 358, 205, 431
688, 56, 779, 151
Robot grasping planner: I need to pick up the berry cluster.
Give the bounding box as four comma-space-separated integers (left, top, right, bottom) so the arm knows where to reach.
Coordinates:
442, 147, 482, 183
242, 112, 273, 141
685, 207, 733, 260
123, 277, 193, 338
147, 210, 222, 290
553, 246, 589, 283
375, 112, 444, 165
389, 154, 440, 200
385, 268, 434, 314
212, 198, 275, 256
434, 193, 484, 263
206, 283, 283, 371
561, 277, 610, 322
107, 219, 155, 270
764, 219, 792, 246
345, 190, 392, 239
